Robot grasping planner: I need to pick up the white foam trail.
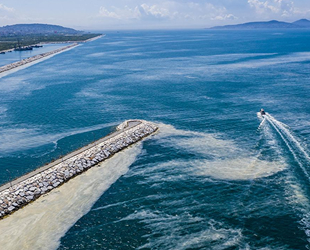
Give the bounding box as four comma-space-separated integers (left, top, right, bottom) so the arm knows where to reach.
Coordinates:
0, 144, 142, 250
263, 114, 310, 245
0, 122, 117, 154
154, 123, 286, 180
267, 114, 310, 162
219, 52, 310, 69
121, 210, 243, 250
257, 118, 309, 209
265, 114, 310, 180
260, 115, 310, 206
156, 123, 237, 156
194, 157, 286, 180
284, 175, 310, 212
0, 106, 7, 124
0, 75, 43, 93
257, 113, 266, 130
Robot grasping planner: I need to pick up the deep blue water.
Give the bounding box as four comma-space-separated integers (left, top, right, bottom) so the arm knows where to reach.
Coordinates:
1, 30, 310, 249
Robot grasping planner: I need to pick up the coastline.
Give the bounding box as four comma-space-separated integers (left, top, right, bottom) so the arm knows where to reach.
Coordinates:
0, 34, 104, 53
0, 45, 78, 79
82, 34, 105, 42
37, 34, 105, 45
0, 43, 79, 75
0, 34, 104, 75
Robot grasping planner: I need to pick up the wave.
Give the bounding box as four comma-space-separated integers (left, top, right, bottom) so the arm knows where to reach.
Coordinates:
0, 144, 142, 250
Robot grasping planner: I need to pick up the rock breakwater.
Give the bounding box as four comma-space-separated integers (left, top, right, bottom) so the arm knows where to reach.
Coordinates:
0, 43, 78, 74
0, 120, 158, 219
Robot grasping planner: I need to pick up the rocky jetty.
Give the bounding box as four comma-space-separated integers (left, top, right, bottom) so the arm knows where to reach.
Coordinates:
0, 120, 158, 219
0, 43, 78, 74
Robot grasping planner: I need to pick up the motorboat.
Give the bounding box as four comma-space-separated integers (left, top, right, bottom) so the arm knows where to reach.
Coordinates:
260, 108, 266, 116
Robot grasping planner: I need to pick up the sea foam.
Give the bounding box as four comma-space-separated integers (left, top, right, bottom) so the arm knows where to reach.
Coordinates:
154, 123, 286, 180
0, 144, 142, 250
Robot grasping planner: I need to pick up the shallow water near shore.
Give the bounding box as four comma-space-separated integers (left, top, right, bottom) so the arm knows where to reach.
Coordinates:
1, 30, 310, 249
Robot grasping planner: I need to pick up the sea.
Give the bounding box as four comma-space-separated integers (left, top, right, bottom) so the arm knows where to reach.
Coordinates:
0, 30, 310, 250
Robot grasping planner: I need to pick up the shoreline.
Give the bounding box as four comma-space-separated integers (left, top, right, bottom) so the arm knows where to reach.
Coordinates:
0, 43, 79, 74
0, 34, 104, 53
0, 34, 104, 75
82, 34, 105, 42
37, 34, 105, 45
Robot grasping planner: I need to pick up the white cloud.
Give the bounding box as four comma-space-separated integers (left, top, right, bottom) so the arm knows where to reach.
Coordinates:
0, 3, 14, 12
193, 3, 237, 21
98, 5, 143, 20
0, 3, 16, 24
98, 4, 171, 20
140, 4, 170, 18
212, 14, 237, 21
247, 0, 296, 17
99, 7, 120, 19
98, 1, 236, 22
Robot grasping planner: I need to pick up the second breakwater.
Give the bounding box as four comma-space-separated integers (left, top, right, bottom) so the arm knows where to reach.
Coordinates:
0, 120, 158, 219
0, 43, 78, 74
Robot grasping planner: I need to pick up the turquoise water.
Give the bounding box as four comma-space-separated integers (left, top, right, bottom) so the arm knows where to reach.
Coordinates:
1, 30, 310, 249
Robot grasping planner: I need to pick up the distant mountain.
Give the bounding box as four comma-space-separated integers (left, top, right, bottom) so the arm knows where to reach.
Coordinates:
292, 19, 310, 28
210, 19, 310, 30
0, 24, 83, 35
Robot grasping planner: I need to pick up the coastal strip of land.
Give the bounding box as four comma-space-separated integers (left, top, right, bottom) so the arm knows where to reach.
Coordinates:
0, 43, 78, 74
0, 120, 158, 219
37, 34, 105, 45
0, 34, 104, 75
80, 34, 104, 42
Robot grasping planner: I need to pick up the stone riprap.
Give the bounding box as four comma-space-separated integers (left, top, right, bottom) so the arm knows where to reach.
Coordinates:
0, 120, 158, 219
0, 43, 78, 74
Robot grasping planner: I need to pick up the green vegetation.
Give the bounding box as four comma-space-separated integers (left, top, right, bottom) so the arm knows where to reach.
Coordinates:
0, 33, 101, 51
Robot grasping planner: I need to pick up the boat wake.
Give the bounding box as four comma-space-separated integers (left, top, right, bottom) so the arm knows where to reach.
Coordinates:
258, 112, 310, 246
262, 113, 310, 182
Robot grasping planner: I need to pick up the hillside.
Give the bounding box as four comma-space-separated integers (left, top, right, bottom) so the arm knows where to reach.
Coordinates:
210, 19, 310, 30
0, 23, 102, 51
292, 19, 310, 28
0, 23, 82, 36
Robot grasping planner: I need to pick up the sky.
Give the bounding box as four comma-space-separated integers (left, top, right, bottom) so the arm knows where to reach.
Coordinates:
0, 0, 310, 30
